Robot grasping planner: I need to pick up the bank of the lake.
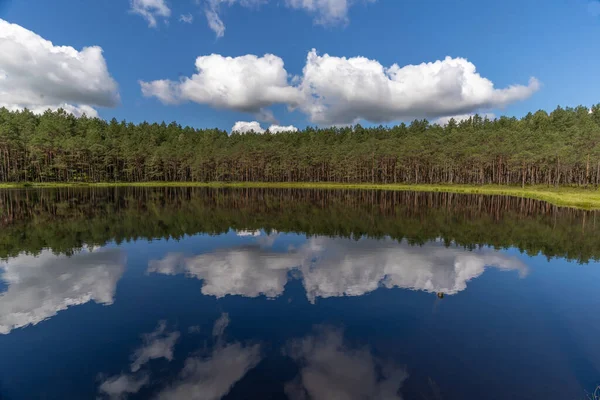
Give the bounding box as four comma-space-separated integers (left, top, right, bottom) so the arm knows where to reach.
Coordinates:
1, 182, 600, 210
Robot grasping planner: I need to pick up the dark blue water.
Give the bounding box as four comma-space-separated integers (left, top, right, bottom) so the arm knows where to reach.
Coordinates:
0, 188, 599, 400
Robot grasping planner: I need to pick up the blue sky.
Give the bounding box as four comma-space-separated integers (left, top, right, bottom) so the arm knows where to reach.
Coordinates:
1, 0, 599, 131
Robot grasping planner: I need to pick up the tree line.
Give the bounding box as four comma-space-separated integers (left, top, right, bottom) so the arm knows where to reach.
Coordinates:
1, 105, 600, 186
1, 187, 597, 262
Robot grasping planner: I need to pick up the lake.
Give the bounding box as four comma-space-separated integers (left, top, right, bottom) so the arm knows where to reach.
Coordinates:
0, 187, 599, 400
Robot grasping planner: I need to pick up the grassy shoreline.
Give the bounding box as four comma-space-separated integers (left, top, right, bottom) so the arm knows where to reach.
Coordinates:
1, 181, 599, 210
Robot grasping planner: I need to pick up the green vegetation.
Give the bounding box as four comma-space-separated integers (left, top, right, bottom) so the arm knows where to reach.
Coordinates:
1, 105, 600, 188
1, 187, 598, 263
1, 182, 599, 209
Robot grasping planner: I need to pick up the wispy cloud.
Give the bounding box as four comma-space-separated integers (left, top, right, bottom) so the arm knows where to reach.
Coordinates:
202, 0, 372, 38
179, 13, 194, 23
130, 0, 171, 27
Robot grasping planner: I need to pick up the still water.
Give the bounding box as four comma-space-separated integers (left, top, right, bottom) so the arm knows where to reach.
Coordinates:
0, 187, 599, 400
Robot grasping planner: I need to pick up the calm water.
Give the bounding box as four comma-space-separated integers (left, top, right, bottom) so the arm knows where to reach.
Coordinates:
0, 187, 599, 400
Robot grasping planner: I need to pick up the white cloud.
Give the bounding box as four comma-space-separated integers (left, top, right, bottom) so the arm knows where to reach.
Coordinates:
130, 0, 171, 27
131, 321, 181, 372
0, 19, 120, 118
231, 121, 299, 134
140, 53, 301, 121
268, 124, 299, 133
99, 372, 150, 400
435, 113, 496, 126
204, 8, 226, 38
231, 121, 265, 134
142, 49, 539, 126
202, 0, 368, 37
285, 325, 407, 400
1, 103, 101, 118
202, 0, 271, 38
285, 0, 374, 25
0, 248, 125, 334
148, 238, 527, 303
298, 50, 540, 125
179, 13, 194, 23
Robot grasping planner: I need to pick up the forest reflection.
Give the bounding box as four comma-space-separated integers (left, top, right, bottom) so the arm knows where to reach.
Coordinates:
0, 186, 598, 262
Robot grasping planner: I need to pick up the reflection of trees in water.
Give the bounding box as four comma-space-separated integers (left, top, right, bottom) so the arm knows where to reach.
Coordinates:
0, 187, 598, 262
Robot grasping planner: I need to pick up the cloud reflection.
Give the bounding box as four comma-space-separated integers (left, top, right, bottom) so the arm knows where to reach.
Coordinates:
148, 247, 303, 299
131, 321, 181, 372
154, 312, 262, 400
149, 238, 527, 302
285, 325, 407, 400
99, 372, 150, 400
154, 342, 262, 400
0, 248, 125, 334
98, 313, 261, 400
99, 320, 180, 399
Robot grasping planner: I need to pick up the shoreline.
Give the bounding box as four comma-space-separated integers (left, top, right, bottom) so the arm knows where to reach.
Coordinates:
1, 182, 599, 210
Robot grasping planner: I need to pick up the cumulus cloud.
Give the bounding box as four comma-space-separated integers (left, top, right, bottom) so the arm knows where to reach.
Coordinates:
434, 113, 496, 126
231, 121, 299, 134
131, 321, 181, 372
140, 53, 301, 121
179, 13, 194, 23
0, 248, 125, 334
269, 124, 299, 133
154, 314, 262, 400
130, 0, 171, 27
148, 238, 527, 302
142, 49, 538, 126
231, 121, 265, 134
298, 50, 540, 125
0, 19, 120, 118
285, 325, 407, 400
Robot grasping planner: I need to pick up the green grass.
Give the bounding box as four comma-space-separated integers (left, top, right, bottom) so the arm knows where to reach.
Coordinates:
1, 181, 600, 210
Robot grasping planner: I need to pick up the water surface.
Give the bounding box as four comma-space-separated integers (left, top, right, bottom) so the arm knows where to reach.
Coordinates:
0, 187, 599, 399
